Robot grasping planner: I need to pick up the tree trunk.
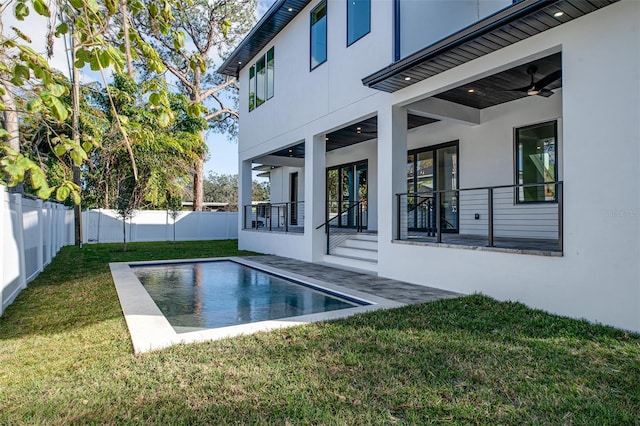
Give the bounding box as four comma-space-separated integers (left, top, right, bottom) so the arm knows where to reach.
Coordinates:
71, 29, 83, 247
193, 156, 204, 211
120, 0, 135, 79
123, 217, 127, 252
0, 85, 24, 194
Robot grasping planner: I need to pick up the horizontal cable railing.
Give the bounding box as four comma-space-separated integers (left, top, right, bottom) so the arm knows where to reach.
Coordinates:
243, 201, 305, 233
396, 182, 563, 253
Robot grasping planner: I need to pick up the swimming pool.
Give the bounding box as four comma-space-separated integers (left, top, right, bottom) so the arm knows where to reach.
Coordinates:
131, 260, 363, 333
110, 257, 403, 353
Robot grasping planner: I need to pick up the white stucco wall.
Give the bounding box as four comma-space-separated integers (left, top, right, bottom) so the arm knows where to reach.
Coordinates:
238, 0, 393, 160
378, 0, 640, 332
238, 0, 640, 332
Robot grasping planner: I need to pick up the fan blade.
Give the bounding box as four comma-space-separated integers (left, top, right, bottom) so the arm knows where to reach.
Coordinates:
537, 88, 555, 97
534, 70, 562, 90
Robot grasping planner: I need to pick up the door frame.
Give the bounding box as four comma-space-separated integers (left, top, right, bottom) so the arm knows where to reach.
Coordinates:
407, 140, 459, 233
326, 159, 368, 229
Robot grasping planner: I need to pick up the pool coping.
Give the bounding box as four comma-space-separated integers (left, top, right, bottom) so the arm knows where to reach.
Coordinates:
109, 257, 404, 354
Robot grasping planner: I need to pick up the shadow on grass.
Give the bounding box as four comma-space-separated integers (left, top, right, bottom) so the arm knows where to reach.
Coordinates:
50, 297, 640, 425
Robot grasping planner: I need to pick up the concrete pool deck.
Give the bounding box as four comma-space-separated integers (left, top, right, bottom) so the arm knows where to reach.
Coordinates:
110, 256, 461, 354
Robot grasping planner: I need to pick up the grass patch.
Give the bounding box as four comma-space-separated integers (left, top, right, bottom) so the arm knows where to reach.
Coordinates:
1, 240, 639, 424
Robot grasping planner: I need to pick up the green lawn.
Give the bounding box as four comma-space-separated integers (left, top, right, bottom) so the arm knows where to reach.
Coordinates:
1, 241, 639, 425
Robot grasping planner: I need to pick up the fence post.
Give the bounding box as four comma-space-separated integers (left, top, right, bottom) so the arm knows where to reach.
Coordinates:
435, 192, 442, 243
284, 203, 289, 233
488, 187, 494, 247
558, 182, 563, 252
36, 199, 44, 273
11, 194, 27, 290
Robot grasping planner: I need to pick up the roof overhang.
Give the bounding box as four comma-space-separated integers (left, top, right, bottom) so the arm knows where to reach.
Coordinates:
219, 0, 312, 77
362, 0, 618, 93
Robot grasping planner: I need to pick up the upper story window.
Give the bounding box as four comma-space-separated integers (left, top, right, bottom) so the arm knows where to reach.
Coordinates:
310, 1, 327, 70
249, 47, 275, 112
347, 0, 370, 46
515, 121, 558, 203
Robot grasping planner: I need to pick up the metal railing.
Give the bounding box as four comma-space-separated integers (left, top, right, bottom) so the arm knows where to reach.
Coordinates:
243, 201, 304, 233
316, 200, 366, 255
396, 181, 563, 252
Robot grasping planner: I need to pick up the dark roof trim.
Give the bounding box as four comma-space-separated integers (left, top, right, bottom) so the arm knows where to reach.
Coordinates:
362, 0, 617, 92
218, 0, 312, 77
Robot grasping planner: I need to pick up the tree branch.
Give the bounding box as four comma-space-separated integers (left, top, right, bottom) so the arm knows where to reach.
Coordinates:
200, 77, 237, 100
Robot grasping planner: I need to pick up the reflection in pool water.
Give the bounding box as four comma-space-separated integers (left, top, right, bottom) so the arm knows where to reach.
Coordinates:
132, 261, 358, 333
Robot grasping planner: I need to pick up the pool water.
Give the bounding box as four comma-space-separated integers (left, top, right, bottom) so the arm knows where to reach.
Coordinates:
132, 261, 360, 333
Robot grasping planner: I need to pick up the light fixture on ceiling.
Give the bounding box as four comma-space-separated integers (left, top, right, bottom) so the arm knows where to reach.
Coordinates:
527, 88, 540, 96
467, 89, 475, 93
325, 136, 329, 141
356, 126, 362, 134
287, 7, 293, 12
404, 76, 411, 81
553, 11, 564, 17
238, 61, 242, 65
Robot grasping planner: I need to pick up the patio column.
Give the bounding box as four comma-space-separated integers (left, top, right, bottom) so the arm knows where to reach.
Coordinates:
239, 159, 253, 232
377, 105, 408, 244
305, 134, 326, 262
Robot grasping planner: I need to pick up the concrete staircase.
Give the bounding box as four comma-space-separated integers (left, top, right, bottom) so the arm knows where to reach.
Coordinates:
323, 233, 378, 273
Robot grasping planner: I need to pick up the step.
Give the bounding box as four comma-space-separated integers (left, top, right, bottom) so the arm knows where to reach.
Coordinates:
332, 246, 378, 261
322, 254, 378, 274
351, 233, 378, 242
344, 238, 378, 250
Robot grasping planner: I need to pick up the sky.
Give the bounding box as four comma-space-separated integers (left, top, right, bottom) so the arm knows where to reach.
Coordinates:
206, 0, 277, 177
4, 0, 278, 178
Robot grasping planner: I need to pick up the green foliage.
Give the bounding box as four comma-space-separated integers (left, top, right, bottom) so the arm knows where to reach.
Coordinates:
1, 0, 186, 203
82, 75, 206, 209
199, 172, 269, 211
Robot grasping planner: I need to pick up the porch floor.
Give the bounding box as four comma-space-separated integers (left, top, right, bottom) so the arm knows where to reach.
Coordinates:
244, 255, 460, 305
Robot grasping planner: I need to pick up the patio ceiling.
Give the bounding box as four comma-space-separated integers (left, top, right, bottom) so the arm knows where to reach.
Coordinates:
433, 52, 562, 109
266, 114, 440, 159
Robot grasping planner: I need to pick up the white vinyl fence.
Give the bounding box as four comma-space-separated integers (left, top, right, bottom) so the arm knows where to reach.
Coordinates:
82, 209, 238, 244
1, 186, 74, 317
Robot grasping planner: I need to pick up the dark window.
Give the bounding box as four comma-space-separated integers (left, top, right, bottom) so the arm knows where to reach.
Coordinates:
248, 65, 255, 112
256, 55, 266, 107
310, 1, 327, 70
515, 121, 558, 203
347, 0, 370, 46
266, 47, 274, 100
248, 48, 274, 111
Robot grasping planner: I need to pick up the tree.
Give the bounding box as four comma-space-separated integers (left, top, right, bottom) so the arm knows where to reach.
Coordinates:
1, 0, 181, 205
132, 0, 256, 211
83, 74, 206, 210
114, 175, 140, 252
166, 192, 182, 242
200, 172, 269, 211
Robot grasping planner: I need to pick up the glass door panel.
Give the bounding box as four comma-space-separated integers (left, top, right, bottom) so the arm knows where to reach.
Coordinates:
356, 163, 368, 228
327, 169, 339, 224
416, 151, 433, 230
436, 145, 458, 231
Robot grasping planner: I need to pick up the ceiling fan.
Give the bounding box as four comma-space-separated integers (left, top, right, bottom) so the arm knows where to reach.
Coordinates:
509, 65, 562, 97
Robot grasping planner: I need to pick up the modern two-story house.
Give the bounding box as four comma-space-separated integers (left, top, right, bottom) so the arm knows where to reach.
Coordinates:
220, 0, 640, 333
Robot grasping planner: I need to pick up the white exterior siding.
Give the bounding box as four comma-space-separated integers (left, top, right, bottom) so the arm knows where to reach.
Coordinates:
237, 0, 640, 332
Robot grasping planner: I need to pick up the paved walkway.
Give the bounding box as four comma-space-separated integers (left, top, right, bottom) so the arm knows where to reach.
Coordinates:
245, 255, 461, 305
